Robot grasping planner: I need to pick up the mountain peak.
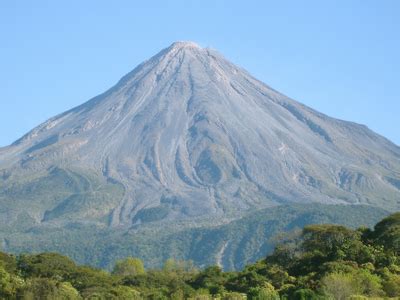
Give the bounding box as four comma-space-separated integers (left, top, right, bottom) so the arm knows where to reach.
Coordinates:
1, 42, 400, 229
168, 41, 201, 50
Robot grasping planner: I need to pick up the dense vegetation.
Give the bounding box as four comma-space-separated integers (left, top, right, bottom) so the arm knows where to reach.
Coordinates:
0, 204, 388, 270
1, 212, 400, 299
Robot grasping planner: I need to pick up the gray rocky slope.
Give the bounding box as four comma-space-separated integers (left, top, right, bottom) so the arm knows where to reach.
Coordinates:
1, 41, 400, 229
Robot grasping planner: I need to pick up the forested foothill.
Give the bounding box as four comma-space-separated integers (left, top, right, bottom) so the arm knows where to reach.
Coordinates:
1, 212, 400, 299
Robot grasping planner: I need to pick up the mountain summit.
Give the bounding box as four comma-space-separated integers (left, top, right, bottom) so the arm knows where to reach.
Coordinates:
1, 42, 400, 230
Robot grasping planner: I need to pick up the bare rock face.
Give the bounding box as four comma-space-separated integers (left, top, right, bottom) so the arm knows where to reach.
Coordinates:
1, 41, 400, 228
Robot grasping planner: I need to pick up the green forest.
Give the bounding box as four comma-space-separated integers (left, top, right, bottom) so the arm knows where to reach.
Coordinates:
1, 212, 400, 299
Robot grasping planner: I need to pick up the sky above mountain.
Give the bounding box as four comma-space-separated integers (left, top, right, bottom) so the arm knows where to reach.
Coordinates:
1, 0, 399, 146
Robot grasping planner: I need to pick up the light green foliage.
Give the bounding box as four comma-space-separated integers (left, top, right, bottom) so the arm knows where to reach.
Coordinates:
322, 272, 361, 300
107, 285, 142, 299
18, 278, 82, 300
57, 282, 82, 299
382, 273, 400, 297
0, 263, 23, 298
356, 269, 383, 297
112, 257, 145, 276
321, 270, 384, 299
248, 283, 279, 299
222, 291, 247, 299
188, 295, 212, 300
170, 289, 185, 300
163, 258, 196, 274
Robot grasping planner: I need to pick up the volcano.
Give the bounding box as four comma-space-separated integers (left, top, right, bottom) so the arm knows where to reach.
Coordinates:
1, 41, 400, 231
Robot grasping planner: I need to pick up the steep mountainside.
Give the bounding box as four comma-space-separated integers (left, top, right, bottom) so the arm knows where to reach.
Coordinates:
0, 41, 399, 230
0, 42, 399, 268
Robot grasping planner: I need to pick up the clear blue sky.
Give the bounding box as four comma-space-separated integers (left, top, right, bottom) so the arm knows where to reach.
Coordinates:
1, 0, 399, 146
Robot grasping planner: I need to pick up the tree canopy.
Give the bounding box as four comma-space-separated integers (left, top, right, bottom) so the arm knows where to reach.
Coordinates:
1, 212, 400, 299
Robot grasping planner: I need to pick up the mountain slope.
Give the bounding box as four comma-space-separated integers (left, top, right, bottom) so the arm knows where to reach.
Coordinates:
0, 41, 399, 230
0, 204, 389, 270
